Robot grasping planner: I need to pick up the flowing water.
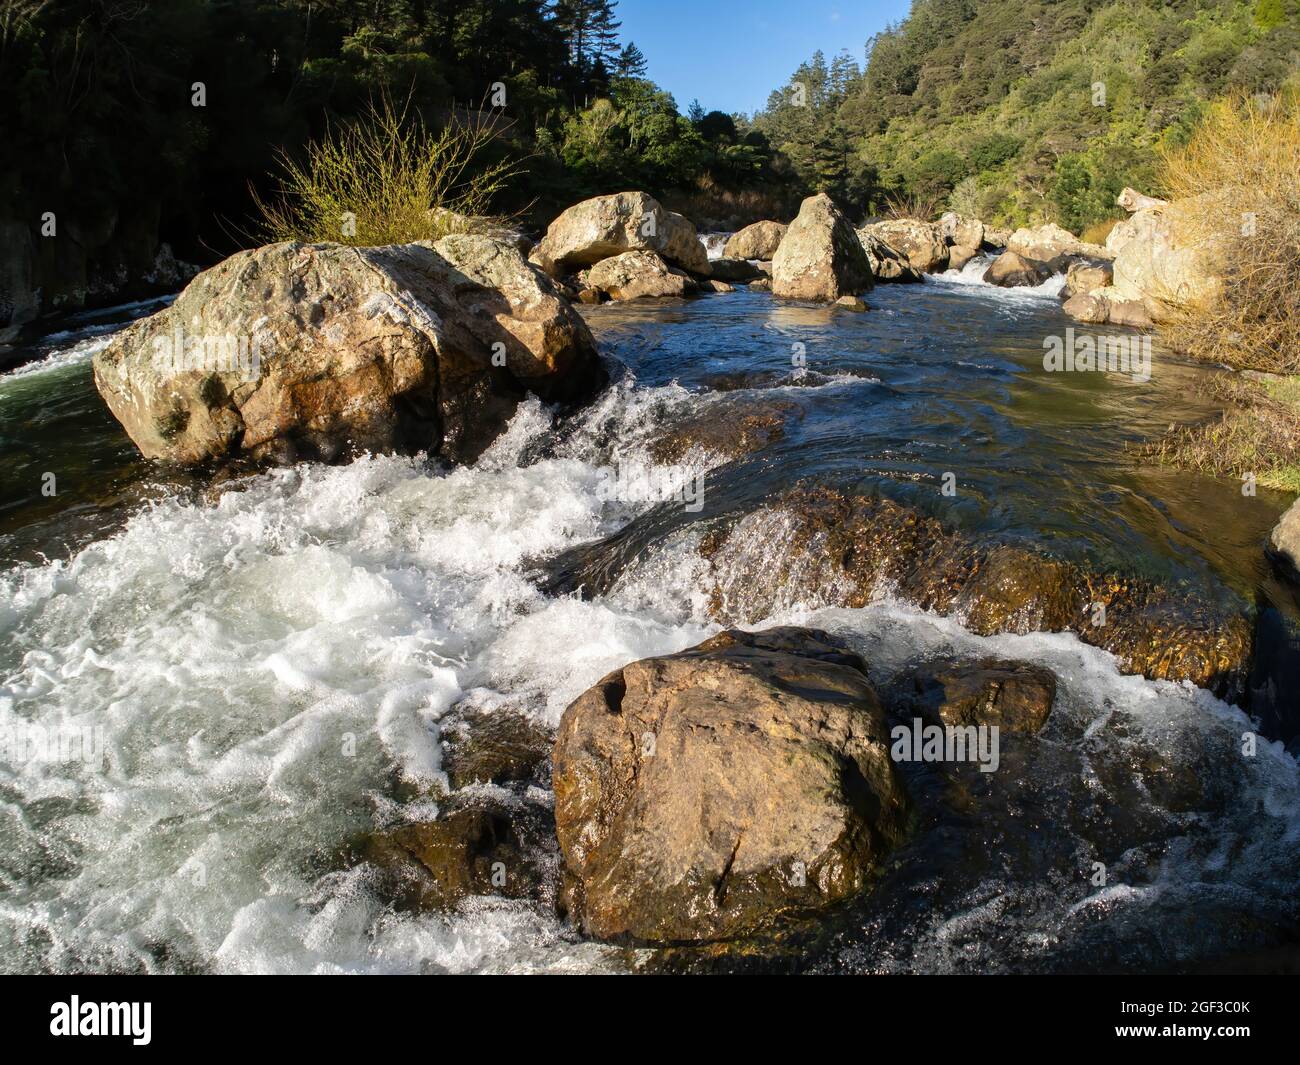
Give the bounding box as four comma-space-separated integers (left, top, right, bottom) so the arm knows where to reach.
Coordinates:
0, 264, 1297, 973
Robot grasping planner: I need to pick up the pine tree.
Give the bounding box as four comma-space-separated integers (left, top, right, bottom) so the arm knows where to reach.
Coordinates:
616, 40, 648, 78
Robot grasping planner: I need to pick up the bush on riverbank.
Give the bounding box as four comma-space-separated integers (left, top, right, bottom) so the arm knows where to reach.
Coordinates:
1157, 91, 1300, 375
254, 96, 521, 247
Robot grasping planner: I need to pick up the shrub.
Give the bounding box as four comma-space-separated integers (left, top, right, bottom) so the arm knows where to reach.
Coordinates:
255, 93, 521, 247
1158, 91, 1300, 374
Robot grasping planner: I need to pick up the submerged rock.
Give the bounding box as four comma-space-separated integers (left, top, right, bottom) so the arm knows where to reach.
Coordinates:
359, 800, 549, 912
552, 626, 908, 943
894, 658, 1058, 734
93, 236, 604, 466
581, 250, 691, 300
442, 709, 551, 790
723, 220, 787, 261
649, 399, 797, 463
772, 193, 874, 302
699, 486, 1252, 699
531, 191, 709, 277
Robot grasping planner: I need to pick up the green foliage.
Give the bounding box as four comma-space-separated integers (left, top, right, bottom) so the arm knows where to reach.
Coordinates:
754, 0, 1299, 227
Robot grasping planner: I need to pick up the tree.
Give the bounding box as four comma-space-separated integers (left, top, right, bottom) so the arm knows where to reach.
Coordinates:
616, 40, 647, 78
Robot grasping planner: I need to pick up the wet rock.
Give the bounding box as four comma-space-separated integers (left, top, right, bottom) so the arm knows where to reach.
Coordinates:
649, 399, 796, 463
896, 658, 1057, 733
748, 277, 772, 291
859, 219, 948, 273
531, 191, 709, 277
704, 279, 736, 293
581, 250, 691, 300
360, 801, 548, 911
772, 193, 875, 301
443, 710, 551, 790
552, 626, 909, 943
723, 221, 787, 260
835, 295, 868, 311
699, 485, 1251, 698
93, 237, 604, 466
983, 250, 1052, 287
708, 257, 763, 282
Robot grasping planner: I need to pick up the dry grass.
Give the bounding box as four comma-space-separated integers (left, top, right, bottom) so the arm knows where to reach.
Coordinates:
1144, 373, 1300, 493
882, 189, 946, 223
1157, 91, 1300, 374
254, 93, 522, 247
1080, 218, 1120, 245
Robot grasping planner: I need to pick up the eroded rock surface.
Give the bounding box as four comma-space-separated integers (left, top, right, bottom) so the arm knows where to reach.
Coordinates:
772, 193, 874, 301
553, 626, 909, 943
94, 236, 604, 466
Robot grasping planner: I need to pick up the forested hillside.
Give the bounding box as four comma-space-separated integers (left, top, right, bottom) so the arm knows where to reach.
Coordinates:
755, 0, 1300, 230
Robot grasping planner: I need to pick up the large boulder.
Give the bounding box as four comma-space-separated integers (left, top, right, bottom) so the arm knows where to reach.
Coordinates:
93, 236, 604, 466
772, 194, 875, 301
860, 219, 949, 273
1104, 201, 1220, 320
581, 250, 691, 300
530, 191, 709, 277
982, 251, 1052, 287
553, 627, 908, 943
723, 220, 787, 261
856, 229, 924, 282
1007, 222, 1110, 263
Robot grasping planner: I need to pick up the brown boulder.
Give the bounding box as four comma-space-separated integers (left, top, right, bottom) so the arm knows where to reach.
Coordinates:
93, 236, 604, 466
708, 256, 764, 282
723, 221, 788, 260
1064, 259, 1113, 298
531, 191, 708, 276
860, 219, 949, 273
772, 193, 874, 301
582, 250, 691, 300
983, 251, 1052, 287
553, 627, 908, 943
699, 486, 1251, 699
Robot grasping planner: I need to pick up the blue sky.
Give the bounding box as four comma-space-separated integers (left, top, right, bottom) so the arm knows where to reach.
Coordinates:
615, 0, 912, 116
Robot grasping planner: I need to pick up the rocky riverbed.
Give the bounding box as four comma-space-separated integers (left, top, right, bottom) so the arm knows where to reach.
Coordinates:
0, 198, 1297, 973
